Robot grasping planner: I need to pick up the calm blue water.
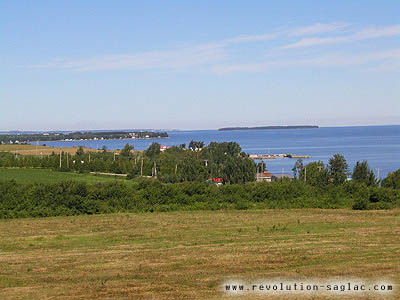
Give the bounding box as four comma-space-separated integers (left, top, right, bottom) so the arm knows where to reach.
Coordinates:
38, 126, 400, 178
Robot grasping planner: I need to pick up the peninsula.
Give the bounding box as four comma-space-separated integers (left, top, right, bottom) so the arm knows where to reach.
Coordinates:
218, 125, 319, 131
0, 131, 168, 145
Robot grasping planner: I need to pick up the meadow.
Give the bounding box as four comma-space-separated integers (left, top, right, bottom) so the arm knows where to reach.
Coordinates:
0, 168, 127, 184
0, 144, 99, 155
0, 209, 398, 299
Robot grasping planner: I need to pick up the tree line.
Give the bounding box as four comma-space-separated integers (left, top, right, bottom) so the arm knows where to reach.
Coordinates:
1, 176, 399, 219
0, 141, 256, 184
1, 141, 400, 218
0, 131, 168, 144
1, 142, 398, 188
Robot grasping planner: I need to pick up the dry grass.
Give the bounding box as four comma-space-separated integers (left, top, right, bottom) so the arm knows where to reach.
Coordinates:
0, 144, 100, 155
0, 209, 398, 300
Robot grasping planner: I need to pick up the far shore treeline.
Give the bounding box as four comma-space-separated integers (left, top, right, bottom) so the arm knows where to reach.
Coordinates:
0, 141, 399, 218
0, 131, 168, 144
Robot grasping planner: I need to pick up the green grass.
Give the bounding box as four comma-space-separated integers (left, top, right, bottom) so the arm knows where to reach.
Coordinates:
0, 209, 398, 299
0, 168, 128, 184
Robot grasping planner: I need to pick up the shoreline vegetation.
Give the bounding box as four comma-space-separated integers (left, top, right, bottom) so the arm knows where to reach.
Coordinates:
218, 125, 319, 131
0, 140, 399, 219
0, 131, 168, 145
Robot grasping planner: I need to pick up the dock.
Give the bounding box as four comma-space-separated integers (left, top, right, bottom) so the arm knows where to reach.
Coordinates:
249, 153, 311, 160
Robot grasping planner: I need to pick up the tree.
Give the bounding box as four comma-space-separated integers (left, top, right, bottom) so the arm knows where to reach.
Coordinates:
179, 157, 208, 182
352, 161, 376, 186
257, 161, 266, 173
120, 143, 134, 157
189, 140, 204, 150
292, 159, 304, 179
76, 146, 85, 156
328, 154, 349, 185
302, 161, 330, 187
145, 142, 161, 160
222, 156, 256, 184
382, 169, 400, 189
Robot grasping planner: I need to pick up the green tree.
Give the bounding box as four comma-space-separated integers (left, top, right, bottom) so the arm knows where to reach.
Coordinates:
189, 140, 204, 150
257, 161, 266, 173
382, 169, 400, 189
292, 159, 304, 179
179, 157, 208, 182
76, 146, 85, 156
352, 161, 376, 186
145, 142, 161, 160
222, 156, 256, 184
302, 161, 330, 187
120, 143, 134, 158
328, 154, 349, 185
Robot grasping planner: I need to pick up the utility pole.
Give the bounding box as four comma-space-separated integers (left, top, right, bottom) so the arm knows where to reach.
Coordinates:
175, 164, 177, 175
59, 150, 62, 168
140, 157, 143, 176
89, 152, 91, 163
304, 167, 307, 183
376, 168, 381, 183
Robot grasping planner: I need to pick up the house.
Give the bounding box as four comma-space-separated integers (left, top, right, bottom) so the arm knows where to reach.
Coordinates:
208, 177, 226, 185
160, 145, 169, 152
256, 171, 273, 182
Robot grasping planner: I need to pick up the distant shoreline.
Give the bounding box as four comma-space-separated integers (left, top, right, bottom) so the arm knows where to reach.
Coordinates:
218, 125, 319, 131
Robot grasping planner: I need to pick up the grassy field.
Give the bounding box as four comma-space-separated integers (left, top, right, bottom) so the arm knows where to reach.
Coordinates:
0, 168, 128, 184
0, 144, 100, 155
0, 209, 398, 299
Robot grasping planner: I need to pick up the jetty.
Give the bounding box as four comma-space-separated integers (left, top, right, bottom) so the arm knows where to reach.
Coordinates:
249, 153, 311, 160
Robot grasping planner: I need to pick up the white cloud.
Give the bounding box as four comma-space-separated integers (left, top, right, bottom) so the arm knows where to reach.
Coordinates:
225, 33, 280, 43
31, 44, 225, 72
289, 22, 350, 36
214, 49, 400, 73
224, 22, 349, 44
30, 23, 400, 73
283, 24, 400, 48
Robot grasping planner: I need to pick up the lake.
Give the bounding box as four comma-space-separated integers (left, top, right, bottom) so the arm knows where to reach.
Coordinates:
38, 125, 400, 178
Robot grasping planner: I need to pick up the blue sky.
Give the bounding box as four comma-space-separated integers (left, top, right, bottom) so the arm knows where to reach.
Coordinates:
1, 1, 399, 130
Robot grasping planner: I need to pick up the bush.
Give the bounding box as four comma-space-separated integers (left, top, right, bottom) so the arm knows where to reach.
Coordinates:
1, 177, 398, 219
352, 198, 369, 210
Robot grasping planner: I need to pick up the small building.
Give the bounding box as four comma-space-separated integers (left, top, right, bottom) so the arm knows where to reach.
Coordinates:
256, 171, 273, 182
208, 178, 226, 185
160, 145, 170, 152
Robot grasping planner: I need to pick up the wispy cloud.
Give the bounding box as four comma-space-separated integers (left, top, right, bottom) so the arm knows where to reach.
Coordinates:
283, 24, 400, 48
225, 33, 280, 43
30, 23, 400, 73
214, 49, 400, 73
224, 22, 350, 44
31, 44, 225, 72
289, 22, 350, 36
30, 22, 349, 72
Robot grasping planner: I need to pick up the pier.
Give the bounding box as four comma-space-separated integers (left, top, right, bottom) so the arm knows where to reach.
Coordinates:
249, 153, 311, 160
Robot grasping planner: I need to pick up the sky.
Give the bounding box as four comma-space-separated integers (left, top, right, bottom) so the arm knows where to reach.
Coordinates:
1, 0, 399, 131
